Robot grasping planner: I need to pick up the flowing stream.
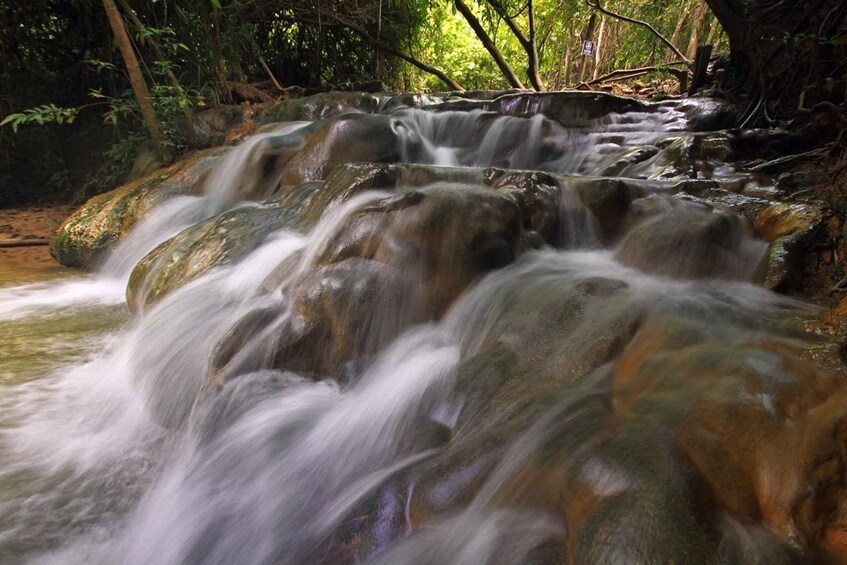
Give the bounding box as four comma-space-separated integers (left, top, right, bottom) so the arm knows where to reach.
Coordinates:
0, 93, 838, 564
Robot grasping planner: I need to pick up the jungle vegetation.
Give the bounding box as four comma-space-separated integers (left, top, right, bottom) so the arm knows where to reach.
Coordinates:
0, 0, 844, 205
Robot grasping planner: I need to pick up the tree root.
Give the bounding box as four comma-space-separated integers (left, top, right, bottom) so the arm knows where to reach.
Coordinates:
750, 148, 829, 173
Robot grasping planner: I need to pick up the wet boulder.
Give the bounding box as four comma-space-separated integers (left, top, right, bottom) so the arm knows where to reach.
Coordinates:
585, 312, 847, 562
618, 131, 734, 180
224, 114, 424, 200
274, 113, 423, 187
212, 184, 526, 380
668, 97, 738, 131
397, 255, 646, 531
400, 289, 839, 564
431, 91, 646, 128
191, 105, 253, 147
490, 91, 645, 126
50, 148, 229, 268
487, 169, 560, 245
566, 177, 641, 243
753, 202, 826, 292
221, 257, 414, 379
615, 196, 764, 280
127, 164, 568, 317
127, 203, 303, 312
314, 184, 525, 316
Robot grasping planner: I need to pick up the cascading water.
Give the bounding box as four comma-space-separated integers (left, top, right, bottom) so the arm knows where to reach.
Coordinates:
0, 91, 841, 564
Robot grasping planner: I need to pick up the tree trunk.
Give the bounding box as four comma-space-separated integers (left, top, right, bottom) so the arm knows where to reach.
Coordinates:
686, 1, 710, 61
102, 0, 169, 160
593, 17, 606, 80
703, 0, 846, 118
556, 42, 571, 89
116, 0, 197, 146
702, 0, 745, 54
453, 0, 525, 89
669, 0, 692, 59
484, 0, 544, 90
526, 0, 544, 91
579, 13, 597, 83
705, 14, 720, 46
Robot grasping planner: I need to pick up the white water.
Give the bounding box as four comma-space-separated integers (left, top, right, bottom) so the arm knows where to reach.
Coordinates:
0, 97, 804, 564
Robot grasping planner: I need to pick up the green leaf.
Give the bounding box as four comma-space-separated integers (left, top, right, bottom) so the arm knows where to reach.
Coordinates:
0, 114, 20, 127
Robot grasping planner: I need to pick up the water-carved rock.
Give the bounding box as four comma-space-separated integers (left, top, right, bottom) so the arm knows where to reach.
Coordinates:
127, 203, 303, 311
753, 202, 826, 292
50, 148, 229, 268
212, 184, 526, 381
616, 196, 764, 280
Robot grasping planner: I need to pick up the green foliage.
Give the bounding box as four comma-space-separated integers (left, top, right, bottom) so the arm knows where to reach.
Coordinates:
0, 105, 78, 133
411, 4, 511, 90
0, 0, 738, 206
82, 132, 147, 198
136, 25, 190, 55
90, 82, 202, 150
394, 0, 731, 91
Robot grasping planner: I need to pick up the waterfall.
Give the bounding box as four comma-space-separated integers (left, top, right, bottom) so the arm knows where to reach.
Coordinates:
0, 92, 837, 564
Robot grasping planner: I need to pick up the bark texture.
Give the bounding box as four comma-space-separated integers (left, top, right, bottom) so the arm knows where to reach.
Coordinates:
102, 0, 169, 160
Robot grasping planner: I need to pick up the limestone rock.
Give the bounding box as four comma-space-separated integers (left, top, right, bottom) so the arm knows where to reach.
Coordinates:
257, 91, 382, 124
127, 203, 303, 312
615, 197, 763, 279
212, 183, 527, 380
753, 202, 826, 291
50, 148, 229, 268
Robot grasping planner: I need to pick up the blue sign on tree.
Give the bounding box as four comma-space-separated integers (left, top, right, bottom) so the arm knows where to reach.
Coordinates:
582, 40, 595, 56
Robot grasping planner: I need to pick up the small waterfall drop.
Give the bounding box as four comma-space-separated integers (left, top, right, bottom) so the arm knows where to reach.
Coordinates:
0, 92, 836, 564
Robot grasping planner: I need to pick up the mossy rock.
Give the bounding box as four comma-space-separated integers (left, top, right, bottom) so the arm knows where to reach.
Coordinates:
127, 203, 304, 312
50, 147, 229, 268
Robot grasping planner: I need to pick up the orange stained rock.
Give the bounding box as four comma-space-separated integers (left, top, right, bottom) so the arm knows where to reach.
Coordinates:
753, 202, 821, 242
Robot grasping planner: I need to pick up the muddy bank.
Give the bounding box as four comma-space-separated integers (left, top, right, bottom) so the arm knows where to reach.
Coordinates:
0, 205, 78, 285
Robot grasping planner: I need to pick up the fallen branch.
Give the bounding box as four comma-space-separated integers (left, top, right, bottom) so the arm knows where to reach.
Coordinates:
0, 238, 49, 248
300, 15, 465, 91
585, 0, 691, 64
224, 81, 275, 104
251, 40, 285, 93
577, 62, 687, 88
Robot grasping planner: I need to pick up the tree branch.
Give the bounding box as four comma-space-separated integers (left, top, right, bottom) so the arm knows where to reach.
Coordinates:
585, 0, 691, 64
485, 0, 544, 90
334, 17, 466, 91
454, 0, 526, 89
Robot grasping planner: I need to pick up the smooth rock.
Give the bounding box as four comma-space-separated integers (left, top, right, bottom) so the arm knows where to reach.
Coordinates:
50, 147, 229, 268
753, 202, 826, 292
127, 203, 303, 311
